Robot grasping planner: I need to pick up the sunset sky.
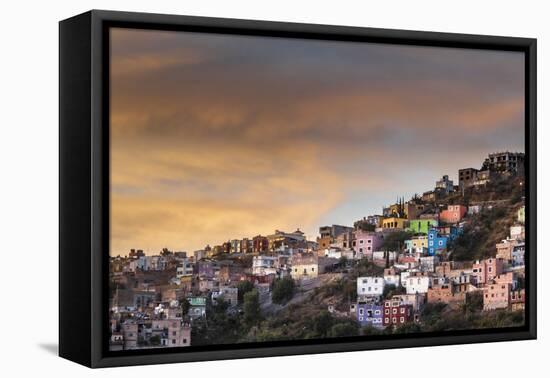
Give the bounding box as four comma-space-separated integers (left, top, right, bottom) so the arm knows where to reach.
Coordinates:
109, 27, 525, 256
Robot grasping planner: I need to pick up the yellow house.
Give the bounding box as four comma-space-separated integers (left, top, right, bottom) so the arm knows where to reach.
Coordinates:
411, 235, 428, 249
381, 217, 407, 229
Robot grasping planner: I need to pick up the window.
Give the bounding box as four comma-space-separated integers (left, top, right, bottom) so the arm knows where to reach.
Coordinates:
400, 317, 404, 323
172, 339, 176, 344
392, 308, 397, 314
359, 308, 364, 315
400, 308, 405, 314
385, 309, 390, 314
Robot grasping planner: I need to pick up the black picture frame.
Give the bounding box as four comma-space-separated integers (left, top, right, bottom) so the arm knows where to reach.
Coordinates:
59, 9, 537, 368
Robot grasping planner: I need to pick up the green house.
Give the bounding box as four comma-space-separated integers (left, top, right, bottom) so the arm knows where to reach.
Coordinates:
407, 219, 438, 235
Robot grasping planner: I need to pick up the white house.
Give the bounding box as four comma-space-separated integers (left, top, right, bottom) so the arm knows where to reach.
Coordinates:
252, 255, 278, 276
291, 254, 319, 280
510, 225, 525, 240
419, 256, 439, 272
324, 248, 343, 259
383, 268, 401, 287
357, 276, 385, 298
512, 242, 525, 266
176, 258, 194, 278
405, 276, 431, 294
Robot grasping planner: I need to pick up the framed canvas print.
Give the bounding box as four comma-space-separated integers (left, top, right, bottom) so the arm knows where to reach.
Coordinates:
59, 10, 537, 368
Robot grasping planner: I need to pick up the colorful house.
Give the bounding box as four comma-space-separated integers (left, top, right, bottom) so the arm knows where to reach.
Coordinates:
427, 228, 451, 256
356, 303, 384, 328
472, 257, 504, 285
353, 230, 385, 258
383, 299, 414, 327
405, 235, 428, 254
381, 217, 407, 230
439, 205, 467, 224
407, 219, 438, 235
357, 276, 385, 298
483, 283, 512, 311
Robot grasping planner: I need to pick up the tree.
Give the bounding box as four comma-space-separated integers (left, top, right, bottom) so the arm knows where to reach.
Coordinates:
383, 284, 405, 299
394, 322, 422, 334
180, 298, 190, 317
149, 335, 161, 346
312, 311, 333, 337
338, 256, 348, 268
354, 219, 375, 232
236, 280, 255, 303
462, 291, 483, 313
243, 289, 261, 324
271, 277, 296, 305
328, 322, 358, 337
382, 231, 413, 252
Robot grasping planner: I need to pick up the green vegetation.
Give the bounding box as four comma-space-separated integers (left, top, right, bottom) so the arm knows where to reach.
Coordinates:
191, 299, 242, 346
461, 291, 484, 314
246, 306, 360, 342
236, 280, 255, 303
382, 230, 413, 251
383, 284, 406, 299
271, 276, 296, 305
149, 335, 161, 346
243, 289, 262, 324
418, 301, 523, 332
179, 298, 190, 317
354, 219, 376, 232
451, 205, 516, 261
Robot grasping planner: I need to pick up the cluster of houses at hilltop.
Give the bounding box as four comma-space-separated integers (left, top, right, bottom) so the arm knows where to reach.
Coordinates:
108, 151, 526, 349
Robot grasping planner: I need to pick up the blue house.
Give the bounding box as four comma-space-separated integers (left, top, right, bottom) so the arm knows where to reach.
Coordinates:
427, 225, 462, 256
427, 229, 448, 256
356, 303, 384, 328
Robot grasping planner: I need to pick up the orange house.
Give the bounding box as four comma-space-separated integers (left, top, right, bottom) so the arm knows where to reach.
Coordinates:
439, 205, 467, 224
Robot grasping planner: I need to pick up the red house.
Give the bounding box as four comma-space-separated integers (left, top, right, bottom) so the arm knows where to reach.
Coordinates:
383, 299, 414, 327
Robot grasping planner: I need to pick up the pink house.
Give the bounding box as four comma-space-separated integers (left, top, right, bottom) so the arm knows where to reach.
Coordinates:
353, 230, 384, 259
439, 205, 467, 224
472, 258, 504, 285
483, 283, 511, 310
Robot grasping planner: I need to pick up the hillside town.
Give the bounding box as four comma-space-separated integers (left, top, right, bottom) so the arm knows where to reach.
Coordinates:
109, 151, 526, 351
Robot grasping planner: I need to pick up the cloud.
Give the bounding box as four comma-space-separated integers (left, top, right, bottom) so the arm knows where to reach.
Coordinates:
108, 28, 525, 255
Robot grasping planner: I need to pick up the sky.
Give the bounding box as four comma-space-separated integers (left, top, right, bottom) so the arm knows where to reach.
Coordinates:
109, 27, 525, 256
